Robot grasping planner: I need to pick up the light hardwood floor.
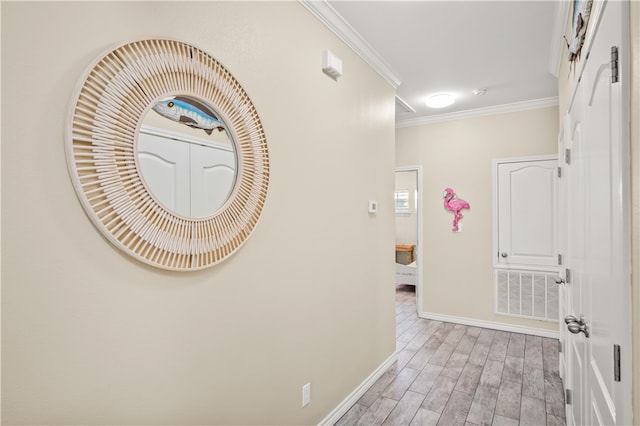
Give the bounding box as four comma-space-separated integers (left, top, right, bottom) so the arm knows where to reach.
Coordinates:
336, 285, 566, 426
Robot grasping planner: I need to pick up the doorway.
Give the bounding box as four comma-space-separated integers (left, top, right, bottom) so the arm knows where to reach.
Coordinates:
394, 166, 422, 316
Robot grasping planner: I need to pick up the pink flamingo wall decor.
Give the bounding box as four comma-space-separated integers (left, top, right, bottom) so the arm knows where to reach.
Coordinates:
443, 188, 470, 232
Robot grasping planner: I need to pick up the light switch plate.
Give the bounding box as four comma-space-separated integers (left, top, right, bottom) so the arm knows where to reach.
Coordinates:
368, 200, 378, 214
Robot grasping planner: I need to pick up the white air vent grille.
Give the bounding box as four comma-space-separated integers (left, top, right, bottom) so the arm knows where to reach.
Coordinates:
495, 269, 558, 322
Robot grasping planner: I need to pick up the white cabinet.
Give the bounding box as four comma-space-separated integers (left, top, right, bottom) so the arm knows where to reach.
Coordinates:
137, 127, 235, 218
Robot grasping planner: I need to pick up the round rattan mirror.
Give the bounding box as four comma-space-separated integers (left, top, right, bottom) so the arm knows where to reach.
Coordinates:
66, 39, 269, 271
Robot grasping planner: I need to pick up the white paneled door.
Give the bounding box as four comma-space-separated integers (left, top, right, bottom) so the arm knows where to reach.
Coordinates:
496, 157, 558, 269
560, 1, 632, 425
190, 143, 235, 217
138, 132, 191, 217
138, 130, 236, 218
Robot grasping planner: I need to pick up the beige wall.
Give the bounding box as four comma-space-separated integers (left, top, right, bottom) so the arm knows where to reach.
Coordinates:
1, 2, 396, 424
396, 106, 559, 332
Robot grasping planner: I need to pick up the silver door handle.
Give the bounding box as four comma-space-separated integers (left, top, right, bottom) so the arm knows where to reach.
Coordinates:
555, 276, 565, 285
564, 315, 589, 338
501, 252, 508, 258
567, 322, 590, 338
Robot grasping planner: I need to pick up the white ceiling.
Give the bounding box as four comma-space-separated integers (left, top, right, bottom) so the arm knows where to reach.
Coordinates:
318, 1, 562, 126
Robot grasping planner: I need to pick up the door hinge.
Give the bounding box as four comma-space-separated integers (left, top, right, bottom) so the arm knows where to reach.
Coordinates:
557, 166, 562, 178
559, 340, 563, 353
614, 344, 621, 382
558, 254, 563, 265
565, 389, 572, 405
565, 268, 571, 284
565, 148, 571, 165
611, 46, 619, 83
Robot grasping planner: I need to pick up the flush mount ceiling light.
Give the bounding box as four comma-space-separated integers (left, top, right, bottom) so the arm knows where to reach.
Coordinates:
426, 93, 455, 109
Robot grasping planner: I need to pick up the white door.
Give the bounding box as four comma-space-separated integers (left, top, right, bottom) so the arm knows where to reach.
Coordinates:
564, 90, 587, 426
496, 158, 558, 268
557, 115, 569, 384
138, 133, 191, 217
562, 1, 632, 424
138, 131, 236, 217
191, 143, 235, 217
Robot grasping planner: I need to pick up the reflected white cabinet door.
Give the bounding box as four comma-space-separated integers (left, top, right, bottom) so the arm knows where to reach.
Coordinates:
138, 132, 235, 218
138, 133, 191, 217
497, 158, 557, 268
191, 144, 235, 217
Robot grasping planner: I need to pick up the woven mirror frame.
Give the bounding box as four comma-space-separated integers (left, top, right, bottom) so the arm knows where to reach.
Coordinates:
66, 39, 269, 271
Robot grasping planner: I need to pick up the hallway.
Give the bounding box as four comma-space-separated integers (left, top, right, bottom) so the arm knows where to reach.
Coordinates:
336, 286, 566, 426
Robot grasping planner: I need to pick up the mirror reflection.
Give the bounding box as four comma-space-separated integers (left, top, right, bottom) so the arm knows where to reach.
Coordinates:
137, 95, 237, 218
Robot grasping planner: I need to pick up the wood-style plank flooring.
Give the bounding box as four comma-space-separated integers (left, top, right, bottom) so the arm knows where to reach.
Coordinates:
336, 285, 566, 426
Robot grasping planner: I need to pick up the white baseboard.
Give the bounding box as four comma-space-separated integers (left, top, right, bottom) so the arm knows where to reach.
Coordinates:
318, 352, 397, 426
420, 311, 559, 339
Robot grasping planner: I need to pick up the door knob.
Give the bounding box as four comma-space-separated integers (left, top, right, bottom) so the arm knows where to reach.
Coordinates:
564, 315, 589, 338
501, 252, 508, 258
555, 276, 565, 285
567, 322, 590, 338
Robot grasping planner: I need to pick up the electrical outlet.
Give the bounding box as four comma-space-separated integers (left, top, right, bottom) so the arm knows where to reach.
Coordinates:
302, 383, 311, 407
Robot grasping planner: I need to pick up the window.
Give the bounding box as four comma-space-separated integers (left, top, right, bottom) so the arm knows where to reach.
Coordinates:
395, 189, 410, 214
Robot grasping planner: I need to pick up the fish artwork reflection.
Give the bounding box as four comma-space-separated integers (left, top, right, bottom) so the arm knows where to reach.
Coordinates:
152, 96, 227, 135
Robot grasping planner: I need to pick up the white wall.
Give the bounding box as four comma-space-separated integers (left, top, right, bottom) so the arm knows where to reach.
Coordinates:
396, 106, 559, 333
1, 2, 396, 424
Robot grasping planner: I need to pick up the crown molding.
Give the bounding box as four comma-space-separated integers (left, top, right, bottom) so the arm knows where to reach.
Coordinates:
548, 0, 571, 77
395, 95, 416, 113
299, 0, 401, 89
396, 97, 560, 128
